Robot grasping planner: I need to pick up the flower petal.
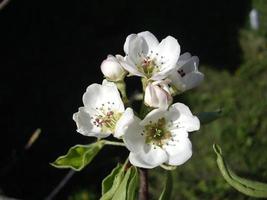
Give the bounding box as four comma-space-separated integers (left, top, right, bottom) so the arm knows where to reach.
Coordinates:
169, 56, 204, 91
180, 71, 204, 91
151, 36, 180, 80
170, 103, 200, 132
82, 83, 124, 114
73, 107, 110, 138
127, 36, 148, 66
164, 137, 192, 166
176, 52, 192, 68
123, 114, 146, 153
114, 108, 135, 138
140, 108, 167, 127
124, 34, 137, 55
138, 31, 159, 52
119, 58, 144, 77
129, 145, 168, 169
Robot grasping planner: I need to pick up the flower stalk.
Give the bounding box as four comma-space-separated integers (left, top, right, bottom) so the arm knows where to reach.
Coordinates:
102, 140, 126, 147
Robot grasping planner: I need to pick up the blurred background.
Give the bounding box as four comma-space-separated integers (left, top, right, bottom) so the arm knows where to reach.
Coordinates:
0, 0, 267, 199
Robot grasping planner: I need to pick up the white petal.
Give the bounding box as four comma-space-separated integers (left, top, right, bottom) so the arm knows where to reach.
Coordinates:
123, 34, 137, 54
129, 145, 168, 169
165, 137, 192, 166
178, 56, 199, 73
151, 36, 180, 80
181, 71, 204, 91
120, 58, 144, 77
123, 114, 146, 153
129, 153, 153, 169
170, 56, 203, 92
170, 128, 189, 140
73, 107, 109, 138
178, 52, 191, 61
140, 108, 167, 126
137, 31, 159, 52
170, 103, 200, 132
114, 108, 135, 138
127, 36, 148, 67
82, 83, 124, 113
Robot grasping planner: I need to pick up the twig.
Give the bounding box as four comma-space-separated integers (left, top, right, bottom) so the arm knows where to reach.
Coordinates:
138, 168, 149, 200
44, 170, 76, 200
25, 128, 41, 150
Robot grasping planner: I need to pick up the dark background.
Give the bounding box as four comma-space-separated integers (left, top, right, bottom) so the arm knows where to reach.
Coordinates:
0, 0, 250, 199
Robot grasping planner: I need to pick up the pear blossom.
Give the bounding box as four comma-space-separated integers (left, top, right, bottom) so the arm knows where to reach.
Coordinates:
100, 55, 127, 82
122, 103, 200, 169
144, 80, 172, 109
122, 31, 180, 80
73, 81, 132, 138
168, 52, 204, 93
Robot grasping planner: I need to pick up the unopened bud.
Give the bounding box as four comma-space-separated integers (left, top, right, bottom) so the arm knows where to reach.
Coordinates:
100, 55, 127, 82
144, 81, 172, 109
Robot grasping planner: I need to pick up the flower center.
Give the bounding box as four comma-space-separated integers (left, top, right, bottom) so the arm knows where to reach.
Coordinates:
91, 102, 122, 133
144, 118, 171, 147
138, 58, 160, 79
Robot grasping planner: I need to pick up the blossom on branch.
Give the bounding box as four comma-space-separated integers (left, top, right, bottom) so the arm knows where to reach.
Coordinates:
122, 31, 180, 80
73, 81, 132, 138
169, 52, 204, 92
122, 103, 200, 168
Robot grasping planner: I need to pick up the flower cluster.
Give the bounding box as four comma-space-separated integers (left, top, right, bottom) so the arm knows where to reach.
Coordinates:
73, 31, 204, 169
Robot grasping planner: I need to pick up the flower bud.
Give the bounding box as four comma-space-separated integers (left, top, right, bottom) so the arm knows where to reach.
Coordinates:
144, 81, 172, 109
100, 55, 127, 82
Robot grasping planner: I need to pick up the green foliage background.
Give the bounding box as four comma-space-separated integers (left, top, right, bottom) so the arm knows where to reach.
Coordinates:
68, 1, 267, 199
150, 1, 267, 199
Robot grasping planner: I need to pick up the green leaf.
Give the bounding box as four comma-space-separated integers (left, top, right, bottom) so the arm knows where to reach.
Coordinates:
159, 171, 173, 200
197, 110, 222, 125
112, 167, 132, 200
100, 164, 125, 200
127, 166, 138, 200
213, 144, 267, 198
51, 141, 104, 171
102, 164, 123, 195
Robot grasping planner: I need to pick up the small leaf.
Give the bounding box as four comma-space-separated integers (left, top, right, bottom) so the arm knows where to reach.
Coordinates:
127, 166, 139, 200
102, 164, 123, 195
197, 109, 222, 125
213, 144, 267, 198
100, 165, 125, 200
51, 141, 104, 171
112, 167, 132, 200
159, 171, 173, 200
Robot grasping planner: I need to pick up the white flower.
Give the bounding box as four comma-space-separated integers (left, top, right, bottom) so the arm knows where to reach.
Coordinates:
100, 55, 127, 82
122, 31, 180, 80
144, 80, 172, 109
122, 103, 200, 169
73, 81, 132, 138
168, 52, 204, 92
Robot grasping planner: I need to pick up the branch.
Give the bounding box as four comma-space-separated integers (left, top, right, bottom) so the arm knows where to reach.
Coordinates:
138, 168, 149, 200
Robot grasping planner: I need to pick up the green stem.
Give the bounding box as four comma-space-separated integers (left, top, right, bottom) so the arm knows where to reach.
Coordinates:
115, 80, 129, 105
103, 140, 126, 147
